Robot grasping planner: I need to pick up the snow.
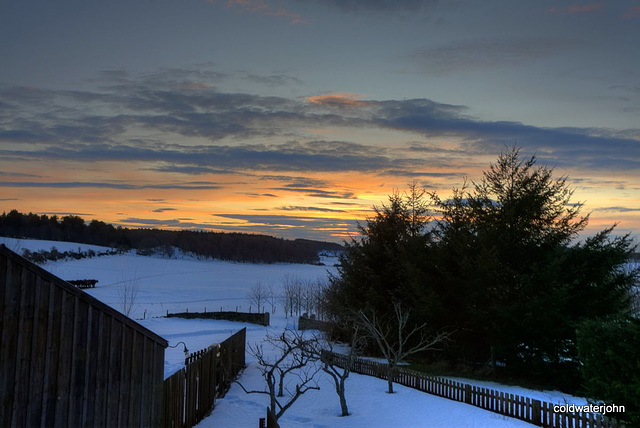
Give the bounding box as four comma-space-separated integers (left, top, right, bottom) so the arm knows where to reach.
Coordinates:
2, 237, 590, 427
0, 236, 113, 254
443, 377, 589, 407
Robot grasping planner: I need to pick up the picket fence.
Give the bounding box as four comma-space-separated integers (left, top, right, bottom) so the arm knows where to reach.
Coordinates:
163, 328, 246, 428
326, 352, 625, 428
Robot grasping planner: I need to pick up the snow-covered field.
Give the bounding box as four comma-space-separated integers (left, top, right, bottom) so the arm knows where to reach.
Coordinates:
2, 237, 590, 427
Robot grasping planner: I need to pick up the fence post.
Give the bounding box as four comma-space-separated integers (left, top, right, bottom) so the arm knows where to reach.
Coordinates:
531, 399, 541, 426
465, 384, 472, 404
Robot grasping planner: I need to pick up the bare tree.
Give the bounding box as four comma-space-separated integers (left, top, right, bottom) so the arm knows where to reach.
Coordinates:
292, 278, 303, 316
236, 329, 320, 420
301, 279, 328, 319
247, 281, 269, 313
280, 274, 302, 317
266, 282, 277, 314
118, 277, 139, 317
357, 302, 452, 393
314, 324, 364, 416
312, 280, 329, 320
301, 279, 313, 316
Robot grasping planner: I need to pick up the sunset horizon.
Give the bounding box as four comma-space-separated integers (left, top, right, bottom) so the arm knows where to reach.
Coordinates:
1, 1, 638, 244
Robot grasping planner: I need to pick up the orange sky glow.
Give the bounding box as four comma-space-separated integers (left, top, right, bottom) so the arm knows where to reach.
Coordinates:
1, 1, 638, 243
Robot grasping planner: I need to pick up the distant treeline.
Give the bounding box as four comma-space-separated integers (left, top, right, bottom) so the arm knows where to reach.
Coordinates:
21, 247, 118, 264
0, 210, 343, 264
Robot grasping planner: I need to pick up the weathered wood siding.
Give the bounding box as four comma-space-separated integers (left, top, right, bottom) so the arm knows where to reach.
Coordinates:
0, 244, 168, 428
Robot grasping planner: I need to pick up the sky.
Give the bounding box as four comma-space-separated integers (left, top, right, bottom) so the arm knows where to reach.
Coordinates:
0, 0, 639, 243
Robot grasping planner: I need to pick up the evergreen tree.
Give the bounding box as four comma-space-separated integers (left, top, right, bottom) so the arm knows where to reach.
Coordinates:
432, 147, 635, 385
325, 184, 436, 326
577, 318, 640, 426
328, 147, 637, 390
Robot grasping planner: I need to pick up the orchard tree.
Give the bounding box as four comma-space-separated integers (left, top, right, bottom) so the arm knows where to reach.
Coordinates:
236, 330, 320, 420
357, 302, 452, 394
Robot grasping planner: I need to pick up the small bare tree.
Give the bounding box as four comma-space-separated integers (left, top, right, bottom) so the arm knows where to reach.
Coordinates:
247, 281, 269, 313
312, 280, 329, 320
314, 324, 364, 416
118, 277, 139, 317
280, 275, 293, 317
281, 274, 304, 317
236, 329, 320, 420
357, 302, 452, 393
292, 278, 303, 316
266, 282, 277, 314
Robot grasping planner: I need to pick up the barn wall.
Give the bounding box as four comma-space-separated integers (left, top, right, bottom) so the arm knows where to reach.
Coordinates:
0, 245, 167, 428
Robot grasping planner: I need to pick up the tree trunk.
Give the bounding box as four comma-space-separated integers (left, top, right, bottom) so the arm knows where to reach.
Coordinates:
278, 374, 285, 397
386, 364, 395, 394
338, 378, 349, 416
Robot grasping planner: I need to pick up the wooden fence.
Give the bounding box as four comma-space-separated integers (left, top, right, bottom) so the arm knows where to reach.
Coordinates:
326, 352, 625, 428
298, 315, 332, 332
0, 244, 167, 428
168, 310, 270, 326
162, 328, 246, 428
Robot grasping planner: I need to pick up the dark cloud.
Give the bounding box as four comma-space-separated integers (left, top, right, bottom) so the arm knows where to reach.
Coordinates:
0, 171, 42, 178
0, 181, 223, 190
152, 208, 178, 213
571, 177, 629, 190
0, 140, 405, 174
147, 164, 237, 175
593, 206, 640, 213
243, 73, 303, 87
383, 170, 463, 178
273, 185, 356, 199
408, 37, 583, 75
244, 192, 278, 198
1, 68, 639, 179
118, 218, 183, 227
278, 205, 347, 213
39, 211, 95, 217
215, 213, 340, 226
305, 0, 438, 12
258, 175, 331, 187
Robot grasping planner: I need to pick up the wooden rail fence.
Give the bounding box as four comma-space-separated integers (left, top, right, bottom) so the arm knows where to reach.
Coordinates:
326, 352, 625, 428
163, 328, 246, 428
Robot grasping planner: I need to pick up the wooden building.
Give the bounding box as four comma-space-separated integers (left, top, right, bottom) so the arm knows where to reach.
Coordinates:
0, 244, 168, 427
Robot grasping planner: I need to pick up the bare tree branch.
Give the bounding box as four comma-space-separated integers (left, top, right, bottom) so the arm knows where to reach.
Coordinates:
357, 302, 453, 393
236, 329, 321, 420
